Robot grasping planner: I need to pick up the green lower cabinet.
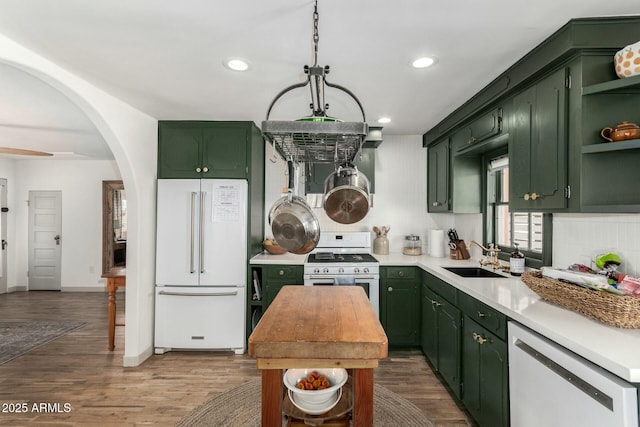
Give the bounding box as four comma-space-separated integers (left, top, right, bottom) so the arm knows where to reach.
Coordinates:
421, 273, 462, 398
380, 267, 420, 346
437, 299, 462, 398
257, 265, 303, 310
462, 316, 509, 427
421, 283, 438, 363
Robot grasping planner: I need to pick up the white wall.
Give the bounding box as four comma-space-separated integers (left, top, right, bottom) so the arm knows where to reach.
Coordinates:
264, 135, 442, 253
6, 159, 121, 290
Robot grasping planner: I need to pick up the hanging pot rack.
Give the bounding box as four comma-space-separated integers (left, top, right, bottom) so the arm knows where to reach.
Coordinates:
261, 0, 368, 165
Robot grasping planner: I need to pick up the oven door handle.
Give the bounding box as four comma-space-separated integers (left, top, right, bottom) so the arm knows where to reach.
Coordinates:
305, 275, 377, 280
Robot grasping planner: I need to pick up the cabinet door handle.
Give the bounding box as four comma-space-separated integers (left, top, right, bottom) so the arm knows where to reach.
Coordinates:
279, 270, 285, 276
524, 192, 543, 201
467, 136, 477, 145
196, 167, 202, 173
473, 332, 487, 345
398, 271, 404, 277
388, 286, 393, 292
203, 167, 209, 173
432, 201, 442, 207
477, 311, 486, 318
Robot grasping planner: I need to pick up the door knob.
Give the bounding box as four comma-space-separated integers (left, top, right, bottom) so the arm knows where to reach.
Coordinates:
387, 286, 393, 292
523, 193, 530, 201
530, 192, 539, 200
202, 167, 209, 173
54, 235, 61, 245
1, 239, 6, 250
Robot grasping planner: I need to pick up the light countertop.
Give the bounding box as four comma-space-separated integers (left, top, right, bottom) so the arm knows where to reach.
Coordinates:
250, 251, 640, 383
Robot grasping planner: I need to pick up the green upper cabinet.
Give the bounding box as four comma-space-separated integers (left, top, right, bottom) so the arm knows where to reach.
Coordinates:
427, 139, 450, 212
305, 148, 375, 194
158, 121, 254, 179
451, 107, 503, 155
509, 67, 568, 211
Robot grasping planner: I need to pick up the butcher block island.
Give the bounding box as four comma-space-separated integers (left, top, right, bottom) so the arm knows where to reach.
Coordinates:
249, 286, 388, 427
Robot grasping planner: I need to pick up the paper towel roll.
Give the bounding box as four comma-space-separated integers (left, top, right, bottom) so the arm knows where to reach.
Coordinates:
429, 229, 445, 258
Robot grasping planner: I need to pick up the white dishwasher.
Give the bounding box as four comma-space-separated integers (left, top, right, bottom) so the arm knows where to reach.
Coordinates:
508, 322, 638, 427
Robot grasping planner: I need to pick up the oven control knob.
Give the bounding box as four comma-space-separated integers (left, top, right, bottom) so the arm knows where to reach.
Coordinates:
339, 267, 344, 273
323, 268, 329, 274
314, 268, 320, 274
354, 268, 360, 274
363, 268, 369, 273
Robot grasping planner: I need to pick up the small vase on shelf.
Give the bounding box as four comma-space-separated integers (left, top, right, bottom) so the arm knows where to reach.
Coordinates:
373, 225, 390, 255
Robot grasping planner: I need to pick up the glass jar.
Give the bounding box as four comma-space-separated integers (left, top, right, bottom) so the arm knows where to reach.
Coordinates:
403, 235, 422, 256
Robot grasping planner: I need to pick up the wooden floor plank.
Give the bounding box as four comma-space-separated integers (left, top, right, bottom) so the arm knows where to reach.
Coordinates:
0, 291, 473, 426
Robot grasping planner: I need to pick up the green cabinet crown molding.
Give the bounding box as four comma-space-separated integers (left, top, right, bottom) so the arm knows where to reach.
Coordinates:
423, 16, 640, 147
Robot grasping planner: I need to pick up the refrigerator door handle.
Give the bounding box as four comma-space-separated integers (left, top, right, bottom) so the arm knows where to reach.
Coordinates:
158, 290, 239, 297
190, 191, 197, 274
200, 191, 206, 274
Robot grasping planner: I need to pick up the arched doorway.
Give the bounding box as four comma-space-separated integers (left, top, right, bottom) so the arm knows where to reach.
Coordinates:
0, 33, 158, 366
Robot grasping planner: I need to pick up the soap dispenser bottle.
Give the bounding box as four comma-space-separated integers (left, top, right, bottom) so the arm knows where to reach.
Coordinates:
510, 243, 525, 276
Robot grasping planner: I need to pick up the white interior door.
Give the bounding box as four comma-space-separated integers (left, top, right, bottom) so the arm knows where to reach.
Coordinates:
28, 191, 62, 291
0, 179, 7, 294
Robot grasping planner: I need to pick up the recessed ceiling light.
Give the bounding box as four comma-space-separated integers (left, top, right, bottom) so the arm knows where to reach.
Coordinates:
377, 117, 391, 124
225, 58, 249, 71
412, 57, 436, 69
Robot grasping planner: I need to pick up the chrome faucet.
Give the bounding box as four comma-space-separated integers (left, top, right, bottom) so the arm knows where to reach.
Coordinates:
467, 241, 510, 273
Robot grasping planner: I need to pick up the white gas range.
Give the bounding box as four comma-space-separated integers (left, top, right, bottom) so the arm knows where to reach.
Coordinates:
303, 231, 379, 317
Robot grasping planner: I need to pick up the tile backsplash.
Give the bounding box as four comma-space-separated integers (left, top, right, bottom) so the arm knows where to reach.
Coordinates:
553, 213, 640, 276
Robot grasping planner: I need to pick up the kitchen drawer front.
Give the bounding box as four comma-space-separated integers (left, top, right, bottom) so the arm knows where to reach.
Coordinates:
424, 273, 458, 305
263, 265, 303, 282
459, 292, 506, 339
383, 266, 417, 280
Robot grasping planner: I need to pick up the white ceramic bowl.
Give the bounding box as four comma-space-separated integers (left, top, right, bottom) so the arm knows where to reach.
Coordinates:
288, 387, 342, 415
283, 368, 348, 409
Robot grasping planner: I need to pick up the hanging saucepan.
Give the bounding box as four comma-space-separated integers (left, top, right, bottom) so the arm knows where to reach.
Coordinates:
323, 163, 370, 224
269, 161, 320, 254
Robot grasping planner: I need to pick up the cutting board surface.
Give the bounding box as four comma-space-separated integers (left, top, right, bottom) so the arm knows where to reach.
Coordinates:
249, 286, 388, 360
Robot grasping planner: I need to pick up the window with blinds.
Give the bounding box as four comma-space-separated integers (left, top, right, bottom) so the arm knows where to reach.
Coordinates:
488, 156, 546, 264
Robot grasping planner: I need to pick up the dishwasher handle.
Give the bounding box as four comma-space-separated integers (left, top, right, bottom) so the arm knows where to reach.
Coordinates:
514, 339, 613, 411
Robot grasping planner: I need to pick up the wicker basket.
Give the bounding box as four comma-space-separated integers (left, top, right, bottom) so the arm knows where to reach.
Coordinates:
521, 271, 640, 328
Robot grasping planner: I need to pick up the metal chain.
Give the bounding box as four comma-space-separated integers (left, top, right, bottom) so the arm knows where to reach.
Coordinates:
313, 0, 319, 66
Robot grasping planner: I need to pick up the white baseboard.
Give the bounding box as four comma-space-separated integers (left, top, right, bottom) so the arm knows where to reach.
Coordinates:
7, 285, 27, 292
123, 345, 153, 367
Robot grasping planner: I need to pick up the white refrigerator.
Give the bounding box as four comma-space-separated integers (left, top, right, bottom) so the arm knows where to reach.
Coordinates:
154, 179, 247, 355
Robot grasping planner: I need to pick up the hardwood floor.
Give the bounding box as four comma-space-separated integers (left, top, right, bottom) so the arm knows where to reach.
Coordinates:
0, 291, 473, 426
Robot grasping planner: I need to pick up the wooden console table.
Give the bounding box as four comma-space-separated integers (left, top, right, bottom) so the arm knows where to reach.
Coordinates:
248, 286, 388, 427
102, 268, 126, 351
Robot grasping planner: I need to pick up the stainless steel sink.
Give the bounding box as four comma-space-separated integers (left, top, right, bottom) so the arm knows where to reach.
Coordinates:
443, 267, 507, 278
